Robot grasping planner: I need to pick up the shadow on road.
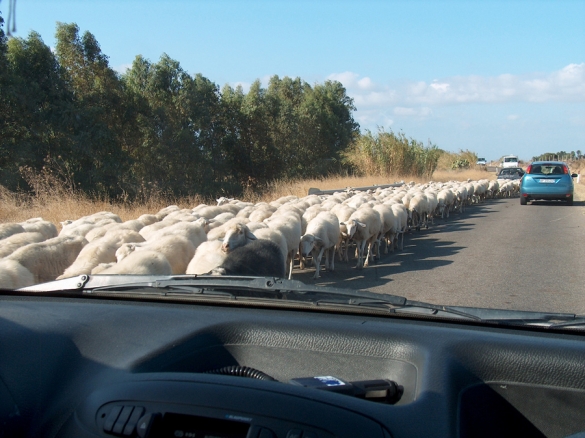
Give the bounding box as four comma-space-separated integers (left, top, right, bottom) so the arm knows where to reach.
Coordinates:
292, 201, 500, 290
295, 226, 469, 290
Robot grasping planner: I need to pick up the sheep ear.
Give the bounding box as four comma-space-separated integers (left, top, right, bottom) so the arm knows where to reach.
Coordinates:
314, 236, 324, 244
245, 228, 257, 241
356, 220, 366, 228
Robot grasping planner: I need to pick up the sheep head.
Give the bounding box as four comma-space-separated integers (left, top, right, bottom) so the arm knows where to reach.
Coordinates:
115, 243, 136, 262
300, 234, 323, 257
221, 223, 256, 253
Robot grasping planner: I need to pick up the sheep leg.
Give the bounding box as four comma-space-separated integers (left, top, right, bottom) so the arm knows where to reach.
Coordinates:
355, 240, 366, 269
312, 246, 325, 279
328, 246, 335, 271
287, 248, 296, 280
364, 238, 375, 267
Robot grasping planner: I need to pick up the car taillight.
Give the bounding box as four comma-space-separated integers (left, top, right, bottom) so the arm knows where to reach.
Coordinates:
526, 165, 532, 174
563, 165, 569, 174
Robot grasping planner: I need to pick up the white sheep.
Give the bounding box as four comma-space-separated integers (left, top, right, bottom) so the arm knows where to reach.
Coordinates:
154, 205, 181, 221
300, 212, 340, 279
19, 218, 58, 240
83, 222, 119, 242
206, 212, 236, 231
0, 223, 25, 241
389, 203, 408, 251
264, 215, 302, 279
6, 235, 87, 284
408, 193, 431, 231
0, 232, 47, 258
221, 222, 257, 252
207, 217, 250, 241
235, 206, 256, 219
330, 204, 356, 262
146, 221, 207, 251
216, 196, 235, 205
437, 189, 455, 218
84, 219, 146, 242
342, 207, 382, 269
137, 214, 159, 226
0, 260, 35, 289
96, 250, 172, 275
301, 205, 324, 235
424, 191, 439, 225
372, 204, 396, 255
57, 229, 145, 279
139, 217, 181, 240
163, 209, 201, 222
116, 235, 196, 275
185, 223, 257, 275
59, 212, 122, 234
185, 240, 227, 275
193, 204, 241, 220
246, 221, 269, 233
453, 185, 469, 213
59, 217, 119, 239
248, 205, 276, 223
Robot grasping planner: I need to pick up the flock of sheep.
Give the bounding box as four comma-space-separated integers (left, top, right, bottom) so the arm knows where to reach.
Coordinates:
0, 177, 520, 290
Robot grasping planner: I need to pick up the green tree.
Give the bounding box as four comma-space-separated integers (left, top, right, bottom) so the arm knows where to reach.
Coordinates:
122, 54, 220, 196
54, 22, 131, 195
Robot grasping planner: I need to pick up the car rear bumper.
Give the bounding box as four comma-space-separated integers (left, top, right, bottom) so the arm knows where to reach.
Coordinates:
521, 192, 573, 201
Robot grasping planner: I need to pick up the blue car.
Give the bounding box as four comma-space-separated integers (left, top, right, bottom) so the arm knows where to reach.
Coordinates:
520, 161, 578, 205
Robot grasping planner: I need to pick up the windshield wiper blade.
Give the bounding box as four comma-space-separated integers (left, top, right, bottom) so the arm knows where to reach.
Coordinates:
16, 275, 581, 325
17, 274, 409, 306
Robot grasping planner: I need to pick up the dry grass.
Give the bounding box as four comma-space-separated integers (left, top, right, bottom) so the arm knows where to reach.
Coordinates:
0, 189, 192, 226
573, 178, 585, 201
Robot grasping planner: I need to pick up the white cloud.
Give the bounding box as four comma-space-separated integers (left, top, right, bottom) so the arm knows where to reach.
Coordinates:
357, 76, 375, 90
430, 82, 450, 93
329, 72, 376, 91
394, 107, 433, 117
114, 63, 132, 74
507, 114, 520, 121
230, 81, 252, 93
328, 71, 361, 88
329, 63, 585, 109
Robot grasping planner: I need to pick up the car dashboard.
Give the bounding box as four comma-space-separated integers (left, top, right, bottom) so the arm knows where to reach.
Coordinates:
1, 294, 585, 438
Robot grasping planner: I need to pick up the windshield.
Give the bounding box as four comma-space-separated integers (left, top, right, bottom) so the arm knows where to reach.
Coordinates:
1, 1, 584, 325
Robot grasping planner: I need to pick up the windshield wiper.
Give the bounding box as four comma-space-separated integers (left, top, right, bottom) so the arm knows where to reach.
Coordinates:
17, 274, 407, 305
15, 274, 584, 326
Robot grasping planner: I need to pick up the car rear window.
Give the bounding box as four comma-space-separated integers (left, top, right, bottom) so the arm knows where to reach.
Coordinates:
529, 164, 564, 175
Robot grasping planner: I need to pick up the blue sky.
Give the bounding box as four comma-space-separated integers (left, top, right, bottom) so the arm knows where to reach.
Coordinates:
4, 0, 585, 161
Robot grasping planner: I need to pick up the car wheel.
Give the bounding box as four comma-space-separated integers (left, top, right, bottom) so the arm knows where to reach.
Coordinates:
567, 195, 573, 206
520, 197, 527, 205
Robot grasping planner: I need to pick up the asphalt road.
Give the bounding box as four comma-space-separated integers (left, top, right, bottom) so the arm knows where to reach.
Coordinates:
294, 195, 585, 314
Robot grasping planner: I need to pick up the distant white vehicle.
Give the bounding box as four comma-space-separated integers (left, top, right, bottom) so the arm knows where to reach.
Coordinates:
502, 155, 519, 168
476, 158, 487, 165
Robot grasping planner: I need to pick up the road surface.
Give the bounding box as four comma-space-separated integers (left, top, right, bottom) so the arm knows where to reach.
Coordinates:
295, 195, 585, 314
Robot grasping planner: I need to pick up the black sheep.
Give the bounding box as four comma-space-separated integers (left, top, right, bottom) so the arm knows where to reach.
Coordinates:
213, 239, 286, 277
